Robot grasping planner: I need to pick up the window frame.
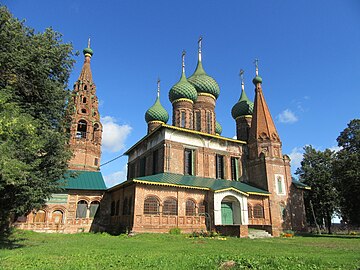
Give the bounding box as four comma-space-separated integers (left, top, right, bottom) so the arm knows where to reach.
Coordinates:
184, 148, 195, 175
185, 199, 196, 216
216, 154, 225, 179
163, 198, 178, 215
144, 196, 160, 215
253, 204, 264, 219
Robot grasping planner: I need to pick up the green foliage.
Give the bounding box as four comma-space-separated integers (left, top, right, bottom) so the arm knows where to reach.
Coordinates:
333, 119, 360, 225
295, 146, 339, 234
169, 227, 181, 234
0, 6, 75, 233
1, 230, 360, 269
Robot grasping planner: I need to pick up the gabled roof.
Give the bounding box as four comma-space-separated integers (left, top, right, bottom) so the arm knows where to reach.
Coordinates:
133, 173, 269, 196
292, 180, 311, 190
59, 170, 107, 191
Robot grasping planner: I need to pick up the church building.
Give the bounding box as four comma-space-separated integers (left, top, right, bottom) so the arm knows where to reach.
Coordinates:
107, 38, 309, 237
15, 39, 309, 237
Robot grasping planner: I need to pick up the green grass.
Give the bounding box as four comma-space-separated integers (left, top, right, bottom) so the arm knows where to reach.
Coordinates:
0, 230, 359, 269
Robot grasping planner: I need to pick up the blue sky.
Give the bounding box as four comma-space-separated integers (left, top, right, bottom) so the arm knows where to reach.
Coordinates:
5, 1, 360, 187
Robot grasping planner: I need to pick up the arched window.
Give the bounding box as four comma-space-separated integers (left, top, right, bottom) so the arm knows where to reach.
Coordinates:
110, 201, 115, 216
84, 85, 87, 90
186, 199, 196, 216
93, 123, 100, 143
90, 201, 100, 218
76, 200, 88, 218
181, 111, 186, 128
34, 210, 46, 223
199, 200, 207, 214
52, 210, 63, 224
276, 175, 285, 195
144, 196, 160, 215
81, 108, 87, 114
76, 120, 87, 139
163, 198, 177, 215
115, 200, 120, 216
248, 204, 253, 219
280, 203, 287, 220
82, 97, 87, 103
122, 198, 128, 215
253, 204, 264, 218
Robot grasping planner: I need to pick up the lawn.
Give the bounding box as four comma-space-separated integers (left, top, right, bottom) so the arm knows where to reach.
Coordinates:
0, 230, 359, 269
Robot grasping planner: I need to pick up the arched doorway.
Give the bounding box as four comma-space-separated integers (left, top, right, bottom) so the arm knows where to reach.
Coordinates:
221, 196, 241, 225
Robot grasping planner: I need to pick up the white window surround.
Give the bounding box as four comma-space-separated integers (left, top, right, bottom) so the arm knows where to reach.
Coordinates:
275, 174, 286, 195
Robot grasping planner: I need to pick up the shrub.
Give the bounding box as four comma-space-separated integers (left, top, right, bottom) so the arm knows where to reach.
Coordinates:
169, 227, 181, 235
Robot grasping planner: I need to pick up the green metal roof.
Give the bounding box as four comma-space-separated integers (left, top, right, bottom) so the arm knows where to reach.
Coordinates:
59, 170, 107, 190
134, 173, 269, 196
231, 88, 254, 119
292, 180, 311, 190
145, 96, 169, 124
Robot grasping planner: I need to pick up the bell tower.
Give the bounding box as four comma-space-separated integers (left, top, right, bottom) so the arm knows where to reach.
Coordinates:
247, 60, 292, 236
68, 40, 102, 171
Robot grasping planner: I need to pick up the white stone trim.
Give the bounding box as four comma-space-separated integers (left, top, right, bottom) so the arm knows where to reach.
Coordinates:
275, 174, 286, 195
213, 190, 248, 225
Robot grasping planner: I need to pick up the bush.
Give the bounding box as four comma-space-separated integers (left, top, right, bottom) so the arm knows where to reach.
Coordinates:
169, 227, 181, 235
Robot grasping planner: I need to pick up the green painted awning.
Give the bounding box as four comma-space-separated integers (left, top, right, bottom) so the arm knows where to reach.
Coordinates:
133, 173, 270, 196
292, 180, 311, 190
59, 170, 107, 190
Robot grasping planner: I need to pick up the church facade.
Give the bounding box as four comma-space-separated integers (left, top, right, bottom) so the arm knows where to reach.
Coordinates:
15, 39, 309, 237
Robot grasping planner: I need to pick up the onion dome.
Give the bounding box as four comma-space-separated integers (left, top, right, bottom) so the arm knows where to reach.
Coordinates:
169, 51, 198, 103
215, 121, 222, 135
232, 70, 254, 119
231, 89, 254, 119
145, 80, 169, 124
252, 76, 262, 85
188, 37, 220, 99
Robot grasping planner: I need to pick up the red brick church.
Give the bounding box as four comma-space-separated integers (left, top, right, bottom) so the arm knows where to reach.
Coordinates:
15, 39, 309, 237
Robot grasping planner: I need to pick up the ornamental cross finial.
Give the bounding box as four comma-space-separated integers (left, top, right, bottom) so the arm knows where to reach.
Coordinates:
157, 78, 160, 98
88, 38, 91, 48
254, 58, 259, 76
239, 69, 245, 91
198, 36, 203, 61
182, 50, 186, 73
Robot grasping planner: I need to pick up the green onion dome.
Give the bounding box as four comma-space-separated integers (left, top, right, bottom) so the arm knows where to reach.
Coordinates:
252, 75, 262, 85
231, 89, 254, 119
145, 96, 169, 124
169, 71, 198, 103
215, 121, 222, 135
188, 61, 220, 99
83, 47, 94, 56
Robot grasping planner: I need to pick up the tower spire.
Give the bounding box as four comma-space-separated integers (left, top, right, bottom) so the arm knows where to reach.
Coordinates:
254, 59, 259, 76
198, 36, 202, 62
240, 69, 245, 92
79, 40, 94, 83
182, 50, 186, 74
157, 77, 160, 98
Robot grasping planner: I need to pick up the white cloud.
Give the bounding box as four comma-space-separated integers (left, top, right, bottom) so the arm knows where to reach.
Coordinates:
277, 109, 298, 124
101, 116, 132, 152
289, 147, 304, 171
103, 165, 127, 188
329, 145, 341, 152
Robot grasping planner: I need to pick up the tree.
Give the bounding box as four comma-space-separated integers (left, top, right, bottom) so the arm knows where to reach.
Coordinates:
0, 6, 75, 234
333, 119, 360, 225
295, 146, 338, 234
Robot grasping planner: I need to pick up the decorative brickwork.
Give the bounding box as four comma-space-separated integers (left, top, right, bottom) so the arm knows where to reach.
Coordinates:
68, 48, 102, 172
